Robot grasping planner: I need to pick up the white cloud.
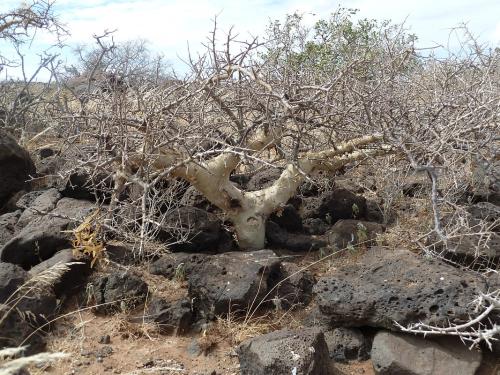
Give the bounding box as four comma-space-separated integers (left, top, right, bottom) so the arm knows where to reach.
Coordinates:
1, 0, 499, 79
56, 0, 499, 59
493, 22, 500, 42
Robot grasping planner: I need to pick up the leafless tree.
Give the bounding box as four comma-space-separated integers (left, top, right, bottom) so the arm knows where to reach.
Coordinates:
51, 13, 498, 258
52, 13, 500, 345
0, 0, 66, 138
0, 4, 497, 347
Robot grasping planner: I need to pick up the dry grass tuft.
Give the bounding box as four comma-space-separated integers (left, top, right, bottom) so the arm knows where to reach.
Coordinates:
207, 307, 302, 347
112, 313, 162, 341
0, 262, 81, 329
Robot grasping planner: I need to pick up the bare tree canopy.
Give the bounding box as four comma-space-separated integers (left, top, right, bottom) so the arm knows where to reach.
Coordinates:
0, 0, 67, 139
47, 11, 498, 253
0, 0, 63, 42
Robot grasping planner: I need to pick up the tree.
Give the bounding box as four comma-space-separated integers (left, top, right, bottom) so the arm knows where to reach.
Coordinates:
0, 0, 66, 137
0, 0, 63, 46
53, 13, 498, 254
65, 38, 170, 90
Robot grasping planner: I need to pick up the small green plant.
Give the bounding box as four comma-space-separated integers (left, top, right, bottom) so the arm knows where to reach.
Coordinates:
356, 222, 368, 243
174, 263, 186, 282
352, 203, 360, 218
346, 243, 356, 255
318, 247, 328, 260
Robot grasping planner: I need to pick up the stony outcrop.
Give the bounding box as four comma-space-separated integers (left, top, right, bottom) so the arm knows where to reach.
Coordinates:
16, 188, 61, 227
128, 297, 193, 335
314, 248, 490, 329
0, 210, 21, 247
0, 262, 27, 303
0, 198, 95, 268
158, 207, 224, 252
323, 327, 369, 363
246, 168, 283, 191
0, 130, 36, 210
181, 186, 218, 213
300, 188, 367, 222
266, 221, 326, 252
237, 328, 331, 375
90, 272, 149, 314
28, 248, 90, 297
274, 262, 315, 309
269, 204, 303, 232
149, 252, 207, 280
188, 250, 281, 316
302, 218, 330, 235
62, 171, 113, 202
371, 331, 482, 375
326, 220, 385, 249
0, 262, 57, 353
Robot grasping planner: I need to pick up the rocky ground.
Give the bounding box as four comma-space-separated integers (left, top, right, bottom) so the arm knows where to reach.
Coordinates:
1, 129, 499, 374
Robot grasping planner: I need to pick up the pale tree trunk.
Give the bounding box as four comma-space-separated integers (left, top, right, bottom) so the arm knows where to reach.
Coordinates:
146, 133, 389, 250
231, 209, 267, 249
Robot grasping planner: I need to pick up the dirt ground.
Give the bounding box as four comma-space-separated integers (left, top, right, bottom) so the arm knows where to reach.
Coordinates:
24, 249, 382, 375
41, 310, 241, 375
37, 308, 378, 375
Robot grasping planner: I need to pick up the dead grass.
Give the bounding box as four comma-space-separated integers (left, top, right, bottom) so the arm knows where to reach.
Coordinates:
212, 310, 291, 346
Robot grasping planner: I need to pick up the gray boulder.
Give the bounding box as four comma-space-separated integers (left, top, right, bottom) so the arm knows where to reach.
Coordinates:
266, 221, 326, 252
0, 262, 27, 303
467, 202, 500, 229
301, 188, 367, 222
303, 218, 330, 235
91, 272, 149, 314
149, 252, 207, 280
314, 248, 490, 329
246, 168, 283, 191
0, 130, 36, 210
15, 190, 46, 211
275, 262, 315, 309
444, 233, 500, 259
0, 198, 95, 268
39, 147, 55, 159
0, 287, 57, 353
438, 201, 500, 261
323, 327, 369, 363
269, 204, 303, 232
181, 186, 218, 213
62, 171, 113, 202
128, 297, 192, 335
237, 328, 331, 375
188, 250, 281, 316
371, 331, 482, 375
17, 188, 61, 227
28, 248, 90, 297
159, 207, 223, 252
326, 220, 385, 249
0, 210, 21, 247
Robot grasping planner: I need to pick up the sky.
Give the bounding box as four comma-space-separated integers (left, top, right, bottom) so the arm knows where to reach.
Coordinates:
1, 0, 499, 80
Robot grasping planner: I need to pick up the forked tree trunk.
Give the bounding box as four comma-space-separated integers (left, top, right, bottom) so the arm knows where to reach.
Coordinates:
231, 210, 267, 249
145, 134, 388, 250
